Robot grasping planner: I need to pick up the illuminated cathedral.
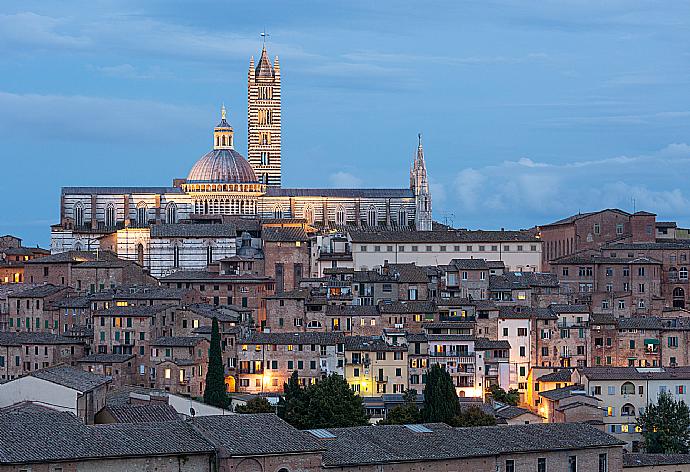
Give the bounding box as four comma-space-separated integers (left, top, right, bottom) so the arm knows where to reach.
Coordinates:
51, 46, 433, 255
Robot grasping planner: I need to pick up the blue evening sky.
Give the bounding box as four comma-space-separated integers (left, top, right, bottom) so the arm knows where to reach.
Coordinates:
1, 1, 690, 246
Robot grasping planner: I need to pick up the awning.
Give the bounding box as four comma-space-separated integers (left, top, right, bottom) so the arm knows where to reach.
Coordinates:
644, 338, 660, 345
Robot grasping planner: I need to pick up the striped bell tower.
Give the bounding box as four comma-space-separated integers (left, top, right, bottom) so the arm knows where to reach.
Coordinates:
248, 45, 282, 187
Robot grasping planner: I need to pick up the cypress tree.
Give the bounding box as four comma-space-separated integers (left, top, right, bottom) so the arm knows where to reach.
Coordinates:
203, 317, 229, 409
422, 364, 460, 424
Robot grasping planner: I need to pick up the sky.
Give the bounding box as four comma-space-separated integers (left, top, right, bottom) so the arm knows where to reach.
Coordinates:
1, 0, 690, 246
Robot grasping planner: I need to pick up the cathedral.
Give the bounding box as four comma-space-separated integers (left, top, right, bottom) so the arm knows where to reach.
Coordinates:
51, 46, 433, 257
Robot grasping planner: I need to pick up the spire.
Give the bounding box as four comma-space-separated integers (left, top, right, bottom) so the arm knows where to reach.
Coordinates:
255, 41, 274, 78
221, 103, 226, 120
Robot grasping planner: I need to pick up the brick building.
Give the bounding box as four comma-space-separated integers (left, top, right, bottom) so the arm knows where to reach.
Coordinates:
150, 336, 209, 397
0, 332, 85, 381
262, 226, 310, 293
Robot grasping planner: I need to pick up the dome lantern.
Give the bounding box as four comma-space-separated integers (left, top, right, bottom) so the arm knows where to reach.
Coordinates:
214, 104, 234, 150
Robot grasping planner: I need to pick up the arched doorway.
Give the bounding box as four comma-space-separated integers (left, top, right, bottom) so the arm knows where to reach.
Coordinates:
225, 375, 236, 393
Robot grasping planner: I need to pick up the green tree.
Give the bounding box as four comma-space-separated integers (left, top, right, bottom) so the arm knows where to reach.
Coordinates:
637, 391, 690, 453
277, 371, 311, 429
305, 373, 370, 428
278, 372, 369, 429
452, 405, 497, 427
235, 397, 274, 413
203, 317, 229, 409
422, 364, 460, 424
489, 385, 519, 406
379, 389, 421, 425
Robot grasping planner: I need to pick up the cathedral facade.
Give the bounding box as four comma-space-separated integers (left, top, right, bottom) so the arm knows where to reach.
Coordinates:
50, 46, 433, 256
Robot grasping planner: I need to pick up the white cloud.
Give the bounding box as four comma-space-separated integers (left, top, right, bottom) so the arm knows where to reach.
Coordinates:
450, 144, 690, 225
329, 172, 363, 188
0, 12, 90, 50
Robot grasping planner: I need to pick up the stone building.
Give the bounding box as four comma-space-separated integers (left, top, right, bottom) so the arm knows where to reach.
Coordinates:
150, 336, 209, 397
0, 332, 85, 381
262, 226, 310, 293
6, 284, 71, 333
344, 335, 408, 396
237, 331, 345, 393
539, 209, 657, 271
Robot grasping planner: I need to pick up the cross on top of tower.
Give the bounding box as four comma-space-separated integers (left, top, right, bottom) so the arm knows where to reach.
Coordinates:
260, 29, 270, 47
221, 103, 226, 120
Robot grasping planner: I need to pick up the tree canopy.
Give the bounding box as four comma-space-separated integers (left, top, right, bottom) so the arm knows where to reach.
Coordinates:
235, 396, 274, 414
637, 391, 690, 453
278, 372, 369, 429
379, 389, 422, 425
452, 405, 497, 427
489, 385, 519, 406
422, 364, 460, 424
203, 317, 229, 409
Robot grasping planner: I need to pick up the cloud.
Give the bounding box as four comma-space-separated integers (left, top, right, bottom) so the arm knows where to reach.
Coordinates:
92, 64, 172, 80
0, 91, 205, 142
329, 172, 363, 188
0, 12, 90, 50
449, 144, 690, 226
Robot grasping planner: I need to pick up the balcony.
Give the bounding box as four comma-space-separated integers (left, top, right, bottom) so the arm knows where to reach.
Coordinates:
375, 376, 389, 383
429, 352, 475, 361
238, 368, 264, 375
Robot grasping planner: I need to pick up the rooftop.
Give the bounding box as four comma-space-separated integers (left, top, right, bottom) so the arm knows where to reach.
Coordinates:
349, 229, 539, 244
0, 332, 83, 346
244, 332, 345, 346
262, 226, 309, 242
28, 365, 111, 392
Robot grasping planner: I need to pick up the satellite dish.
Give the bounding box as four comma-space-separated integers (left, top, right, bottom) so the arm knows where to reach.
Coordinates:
190, 407, 196, 417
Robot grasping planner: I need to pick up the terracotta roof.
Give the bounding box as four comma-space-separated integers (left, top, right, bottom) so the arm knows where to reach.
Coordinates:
262, 226, 308, 242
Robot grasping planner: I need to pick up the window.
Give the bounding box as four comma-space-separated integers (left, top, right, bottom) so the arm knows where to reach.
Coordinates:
136, 202, 148, 226
569, 455, 577, 472
74, 202, 84, 227
166, 202, 177, 223
335, 205, 345, 225
538, 457, 547, 472
669, 336, 679, 348
505, 459, 515, 472
367, 206, 377, 227
616, 224, 624, 235
681, 267, 689, 280
599, 453, 608, 472
398, 209, 407, 225
594, 223, 600, 234
503, 327, 509, 336
105, 203, 116, 227
517, 328, 527, 336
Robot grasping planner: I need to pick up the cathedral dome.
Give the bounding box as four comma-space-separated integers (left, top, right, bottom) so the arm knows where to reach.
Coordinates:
187, 149, 258, 184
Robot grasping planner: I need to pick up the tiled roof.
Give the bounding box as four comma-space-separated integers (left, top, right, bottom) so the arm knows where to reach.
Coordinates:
29, 365, 111, 392
160, 270, 271, 283
656, 221, 678, 228
605, 241, 690, 250
387, 263, 431, 283
623, 454, 690, 468
265, 288, 311, 299
151, 336, 206, 347
538, 385, 588, 401
378, 301, 436, 314
77, 354, 135, 364
0, 332, 82, 346
577, 366, 690, 381
62, 186, 183, 195
105, 404, 180, 423
445, 258, 490, 270
536, 369, 573, 383
542, 209, 632, 227
54, 295, 93, 308
182, 303, 247, 321
349, 229, 539, 243
590, 313, 617, 325
552, 254, 662, 265
494, 405, 537, 419
406, 333, 428, 342
421, 321, 475, 330
262, 226, 308, 242
498, 306, 557, 320
474, 338, 511, 350
549, 304, 590, 314
244, 332, 345, 345
617, 317, 662, 330
90, 285, 194, 301
150, 223, 236, 238
490, 272, 559, 290
25, 250, 120, 265
325, 305, 379, 317
0, 409, 213, 464
265, 188, 414, 198
8, 284, 67, 298
319, 423, 622, 467
426, 334, 476, 342
436, 298, 498, 311
345, 336, 407, 351
98, 304, 175, 317
193, 413, 324, 457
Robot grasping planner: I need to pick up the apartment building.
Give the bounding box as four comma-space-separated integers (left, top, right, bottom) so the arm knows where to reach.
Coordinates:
345, 335, 408, 396
150, 336, 209, 397
0, 332, 85, 380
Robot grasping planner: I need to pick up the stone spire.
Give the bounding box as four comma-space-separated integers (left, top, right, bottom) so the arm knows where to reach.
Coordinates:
411, 134, 432, 231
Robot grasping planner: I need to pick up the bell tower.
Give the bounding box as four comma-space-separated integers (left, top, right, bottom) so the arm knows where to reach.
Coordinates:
248, 43, 282, 187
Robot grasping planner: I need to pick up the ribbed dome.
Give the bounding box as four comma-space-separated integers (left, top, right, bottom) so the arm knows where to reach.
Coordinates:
187, 149, 258, 184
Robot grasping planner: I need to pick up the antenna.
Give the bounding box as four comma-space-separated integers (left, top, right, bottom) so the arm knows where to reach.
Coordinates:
439, 211, 455, 229
632, 197, 636, 213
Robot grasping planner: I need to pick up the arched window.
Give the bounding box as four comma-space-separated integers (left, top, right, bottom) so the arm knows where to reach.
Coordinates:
105, 203, 115, 228
367, 206, 377, 227
335, 205, 345, 225
670, 267, 679, 281
304, 205, 314, 225
621, 403, 636, 416
398, 208, 407, 226
222, 135, 226, 146
621, 382, 635, 395
136, 243, 144, 266
306, 320, 322, 329
74, 242, 83, 251
74, 202, 84, 228
273, 205, 283, 219
674, 287, 685, 298
681, 267, 688, 280
166, 202, 177, 224
136, 202, 148, 227
207, 245, 214, 265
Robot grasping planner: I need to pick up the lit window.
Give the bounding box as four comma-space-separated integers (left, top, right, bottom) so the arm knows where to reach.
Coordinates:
164, 368, 171, 379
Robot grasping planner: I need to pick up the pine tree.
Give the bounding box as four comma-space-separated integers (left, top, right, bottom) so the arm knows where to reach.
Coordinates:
305, 373, 370, 428
637, 391, 690, 453
203, 317, 229, 409
422, 364, 460, 424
